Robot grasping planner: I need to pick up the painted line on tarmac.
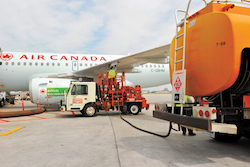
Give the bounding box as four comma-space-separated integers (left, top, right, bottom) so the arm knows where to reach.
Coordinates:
44, 112, 69, 115
0, 118, 54, 123
0, 127, 24, 136
0, 119, 10, 122
28, 115, 48, 119
0, 112, 69, 123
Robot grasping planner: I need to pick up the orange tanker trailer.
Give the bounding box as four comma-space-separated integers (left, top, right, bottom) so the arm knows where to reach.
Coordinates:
154, 0, 250, 142
170, 1, 250, 97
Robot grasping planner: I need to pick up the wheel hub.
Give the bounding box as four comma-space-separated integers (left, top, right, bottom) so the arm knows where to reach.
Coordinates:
86, 107, 95, 115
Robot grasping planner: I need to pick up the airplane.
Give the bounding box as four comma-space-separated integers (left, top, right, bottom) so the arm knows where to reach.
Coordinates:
0, 44, 170, 105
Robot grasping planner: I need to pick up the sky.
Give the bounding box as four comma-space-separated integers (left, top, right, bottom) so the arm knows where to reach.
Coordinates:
1, 0, 240, 90
0, 0, 209, 55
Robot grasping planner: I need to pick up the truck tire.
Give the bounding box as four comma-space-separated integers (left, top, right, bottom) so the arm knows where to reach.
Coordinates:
82, 104, 97, 117
214, 132, 242, 143
129, 103, 141, 115
9, 98, 15, 104
120, 105, 127, 115
0, 100, 4, 107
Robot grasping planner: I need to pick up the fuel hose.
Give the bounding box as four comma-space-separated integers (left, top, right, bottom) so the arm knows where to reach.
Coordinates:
115, 85, 172, 138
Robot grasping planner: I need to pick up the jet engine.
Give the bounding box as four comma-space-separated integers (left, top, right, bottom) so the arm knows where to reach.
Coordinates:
29, 78, 73, 105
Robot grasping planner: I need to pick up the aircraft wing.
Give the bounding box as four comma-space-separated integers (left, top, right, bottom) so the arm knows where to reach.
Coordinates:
42, 44, 170, 79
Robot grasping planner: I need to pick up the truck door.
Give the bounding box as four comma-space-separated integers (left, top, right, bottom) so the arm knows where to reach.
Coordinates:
67, 84, 89, 110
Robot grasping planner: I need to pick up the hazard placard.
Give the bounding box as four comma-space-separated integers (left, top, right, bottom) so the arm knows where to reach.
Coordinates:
172, 70, 186, 103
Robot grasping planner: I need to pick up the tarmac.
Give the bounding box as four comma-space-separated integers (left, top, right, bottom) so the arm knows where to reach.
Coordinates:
0, 94, 250, 167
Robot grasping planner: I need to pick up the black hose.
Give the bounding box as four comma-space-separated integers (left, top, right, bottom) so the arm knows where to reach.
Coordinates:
115, 84, 172, 138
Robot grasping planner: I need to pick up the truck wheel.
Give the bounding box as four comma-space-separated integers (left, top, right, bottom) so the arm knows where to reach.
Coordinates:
9, 98, 15, 104
120, 105, 127, 115
0, 100, 4, 107
83, 104, 97, 117
129, 103, 141, 115
214, 132, 242, 143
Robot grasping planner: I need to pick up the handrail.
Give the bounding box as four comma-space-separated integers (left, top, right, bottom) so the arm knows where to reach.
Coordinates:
174, 10, 186, 25
175, 0, 208, 25
176, 0, 250, 26
211, 0, 250, 5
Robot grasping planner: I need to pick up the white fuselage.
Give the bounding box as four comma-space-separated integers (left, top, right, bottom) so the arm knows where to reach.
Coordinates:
0, 52, 170, 91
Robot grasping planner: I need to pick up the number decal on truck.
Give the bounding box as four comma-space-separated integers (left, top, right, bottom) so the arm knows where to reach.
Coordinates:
216, 41, 226, 46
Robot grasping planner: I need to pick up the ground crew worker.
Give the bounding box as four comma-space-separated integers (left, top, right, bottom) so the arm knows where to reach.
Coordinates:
108, 65, 117, 85
177, 95, 196, 136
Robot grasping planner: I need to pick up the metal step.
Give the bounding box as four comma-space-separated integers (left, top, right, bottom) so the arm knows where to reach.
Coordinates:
175, 46, 184, 51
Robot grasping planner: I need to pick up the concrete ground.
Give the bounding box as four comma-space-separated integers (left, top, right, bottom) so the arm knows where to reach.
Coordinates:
0, 94, 249, 167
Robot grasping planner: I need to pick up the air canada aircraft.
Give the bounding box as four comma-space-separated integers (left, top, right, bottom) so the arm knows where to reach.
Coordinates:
0, 44, 170, 105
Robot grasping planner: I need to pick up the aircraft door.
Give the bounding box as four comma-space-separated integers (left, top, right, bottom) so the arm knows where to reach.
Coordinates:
72, 61, 78, 71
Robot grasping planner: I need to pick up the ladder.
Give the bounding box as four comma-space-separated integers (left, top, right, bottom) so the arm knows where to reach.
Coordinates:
171, 0, 192, 116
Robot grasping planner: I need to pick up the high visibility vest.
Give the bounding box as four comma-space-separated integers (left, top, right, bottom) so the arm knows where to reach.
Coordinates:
176, 95, 194, 107
108, 69, 116, 79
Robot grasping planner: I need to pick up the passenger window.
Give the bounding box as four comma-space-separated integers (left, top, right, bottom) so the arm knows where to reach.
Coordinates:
162, 65, 164, 68
0, 62, 2, 65
150, 65, 152, 68
5, 62, 8, 65
23, 62, 26, 66
58, 63, 60, 66
12, 62, 14, 65
66, 63, 68, 66
85, 63, 88, 67
145, 65, 148, 68
41, 63, 44, 66
71, 85, 76, 95
52, 63, 55, 66
17, 62, 20, 66
154, 65, 156, 68
35, 62, 38, 66
90, 63, 92, 67
80, 63, 82, 67
47, 63, 49, 66
29, 62, 32, 66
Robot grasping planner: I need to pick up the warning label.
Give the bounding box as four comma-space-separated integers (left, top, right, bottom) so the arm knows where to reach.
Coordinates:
174, 77, 182, 92
172, 70, 186, 103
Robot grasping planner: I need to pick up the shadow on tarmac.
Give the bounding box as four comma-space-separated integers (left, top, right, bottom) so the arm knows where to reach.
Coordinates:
119, 134, 250, 166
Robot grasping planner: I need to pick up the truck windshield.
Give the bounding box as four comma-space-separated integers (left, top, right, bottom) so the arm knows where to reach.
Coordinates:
71, 85, 77, 95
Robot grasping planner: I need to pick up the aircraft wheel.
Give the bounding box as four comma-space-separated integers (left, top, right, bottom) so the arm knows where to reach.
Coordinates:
82, 104, 97, 117
129, 103, 141, 115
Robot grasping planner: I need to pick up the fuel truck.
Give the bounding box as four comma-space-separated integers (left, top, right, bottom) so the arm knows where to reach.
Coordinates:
153, 0, 250, 142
